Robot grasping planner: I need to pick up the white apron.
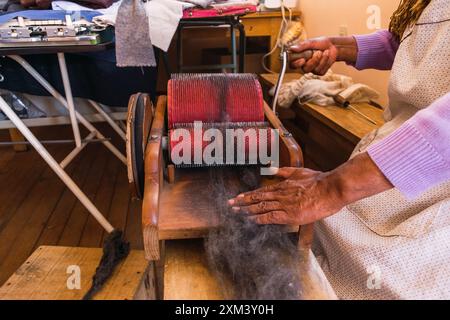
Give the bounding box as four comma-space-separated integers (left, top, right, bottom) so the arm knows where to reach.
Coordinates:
313, 0, 450, 299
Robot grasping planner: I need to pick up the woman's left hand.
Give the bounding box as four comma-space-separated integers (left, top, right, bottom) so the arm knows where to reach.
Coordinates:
228, 167, 346, 225
228, 153, 394, 225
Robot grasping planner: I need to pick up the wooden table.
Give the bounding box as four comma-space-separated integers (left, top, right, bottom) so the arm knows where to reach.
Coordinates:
179, 11, 302, 72
242, 11, 302, 71
259, 73, 385, 170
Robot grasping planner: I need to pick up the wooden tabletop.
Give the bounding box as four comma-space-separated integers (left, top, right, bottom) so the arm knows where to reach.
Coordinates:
259, 73, 385, 145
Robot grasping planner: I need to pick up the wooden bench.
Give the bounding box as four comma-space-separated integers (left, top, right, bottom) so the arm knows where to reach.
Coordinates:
163, 239, 337, 300
259, 73, 385, 171
0, 246, 155, 300
0, 243, 337, 300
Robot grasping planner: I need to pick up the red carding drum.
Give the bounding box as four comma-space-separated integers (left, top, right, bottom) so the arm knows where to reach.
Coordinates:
167, 74, 273, 167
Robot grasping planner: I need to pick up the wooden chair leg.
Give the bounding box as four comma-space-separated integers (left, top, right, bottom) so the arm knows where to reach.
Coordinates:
167, 164, 175, 184
155, 240, 166, 300
9, 128, 28, 152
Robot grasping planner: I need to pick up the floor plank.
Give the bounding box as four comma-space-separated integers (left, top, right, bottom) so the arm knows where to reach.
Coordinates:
34, 145, 99, 249
0, 124, 141, 286
57, 146, 110, 247
78, 151, 121, 247
0, 146, 73, 284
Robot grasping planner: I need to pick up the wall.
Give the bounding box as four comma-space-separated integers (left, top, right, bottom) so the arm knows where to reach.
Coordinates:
297, 0, 400, 107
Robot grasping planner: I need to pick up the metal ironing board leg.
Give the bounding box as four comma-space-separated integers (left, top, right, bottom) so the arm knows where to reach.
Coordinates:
88, 99, 126, 141
57, 53, 82, 148
2, 53, 127, 233
7, 54, 127, 166
0, 96, 115, 233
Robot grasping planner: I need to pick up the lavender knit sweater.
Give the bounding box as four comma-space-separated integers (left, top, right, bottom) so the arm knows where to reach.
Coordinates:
352, 30, 450, 199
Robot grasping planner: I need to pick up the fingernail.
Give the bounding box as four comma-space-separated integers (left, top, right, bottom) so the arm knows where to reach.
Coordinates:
228, 199, 235, 205
232, 207, 240, 212
237, 194, 244, 198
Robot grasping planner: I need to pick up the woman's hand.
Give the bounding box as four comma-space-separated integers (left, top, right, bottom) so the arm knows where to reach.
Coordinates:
289, 36, 359, 76
228, 167, 345, 225
290, 37, 339, 75
228, 153, 393, 225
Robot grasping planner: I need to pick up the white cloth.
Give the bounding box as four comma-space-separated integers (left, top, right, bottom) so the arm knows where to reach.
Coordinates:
181, 0, 213, 7
314, 0, 450, 299
52, 1, 122, 16
52, 0, 122, 25
145, 0, 184, 52
54, 0, 184, 52
272, 70, 379, 108
212, 0, 259, 7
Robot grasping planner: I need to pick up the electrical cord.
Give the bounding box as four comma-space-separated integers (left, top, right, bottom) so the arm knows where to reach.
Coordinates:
261, 0, 292, 74
272, 50, 287, 112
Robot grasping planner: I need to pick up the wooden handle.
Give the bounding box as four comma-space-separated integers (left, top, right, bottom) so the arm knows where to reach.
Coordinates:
288, 50, 315, 61
333, 94, 350, 107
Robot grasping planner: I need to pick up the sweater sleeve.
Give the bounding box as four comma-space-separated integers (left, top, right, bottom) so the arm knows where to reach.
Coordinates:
367, 93, 450, 199
352, 30, 399, 70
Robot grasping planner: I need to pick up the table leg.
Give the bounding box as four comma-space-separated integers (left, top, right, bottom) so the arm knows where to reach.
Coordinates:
230, 24, 237, 73
177, 25, 183, 73
236, 21, 246, 73
8, 128, 28, 152
88, 100, 126, 141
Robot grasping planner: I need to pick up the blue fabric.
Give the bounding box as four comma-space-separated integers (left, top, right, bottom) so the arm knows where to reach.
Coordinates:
0, 50, 160, 107
0, 10, 101, 24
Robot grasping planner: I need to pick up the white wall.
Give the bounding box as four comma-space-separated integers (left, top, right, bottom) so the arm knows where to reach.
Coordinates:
297, 0, 401, 107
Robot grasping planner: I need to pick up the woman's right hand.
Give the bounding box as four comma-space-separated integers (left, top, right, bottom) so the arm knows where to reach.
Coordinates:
289, 37, 338, 75
289, 36, 358, 75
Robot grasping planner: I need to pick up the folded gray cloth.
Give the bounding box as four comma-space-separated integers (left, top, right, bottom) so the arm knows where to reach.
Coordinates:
115, 0, 156, 67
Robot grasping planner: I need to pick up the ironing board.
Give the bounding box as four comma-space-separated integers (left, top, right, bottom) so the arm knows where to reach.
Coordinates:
0, 39, 125, 234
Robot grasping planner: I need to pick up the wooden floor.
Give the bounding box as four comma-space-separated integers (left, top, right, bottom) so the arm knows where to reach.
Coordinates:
0, 124, 143, 286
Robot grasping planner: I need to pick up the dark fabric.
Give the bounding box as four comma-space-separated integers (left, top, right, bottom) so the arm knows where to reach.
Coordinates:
0, 48, 159, 107
0, 0, 118, 11
0, 0, 25, 13
0, 9, 101, 23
